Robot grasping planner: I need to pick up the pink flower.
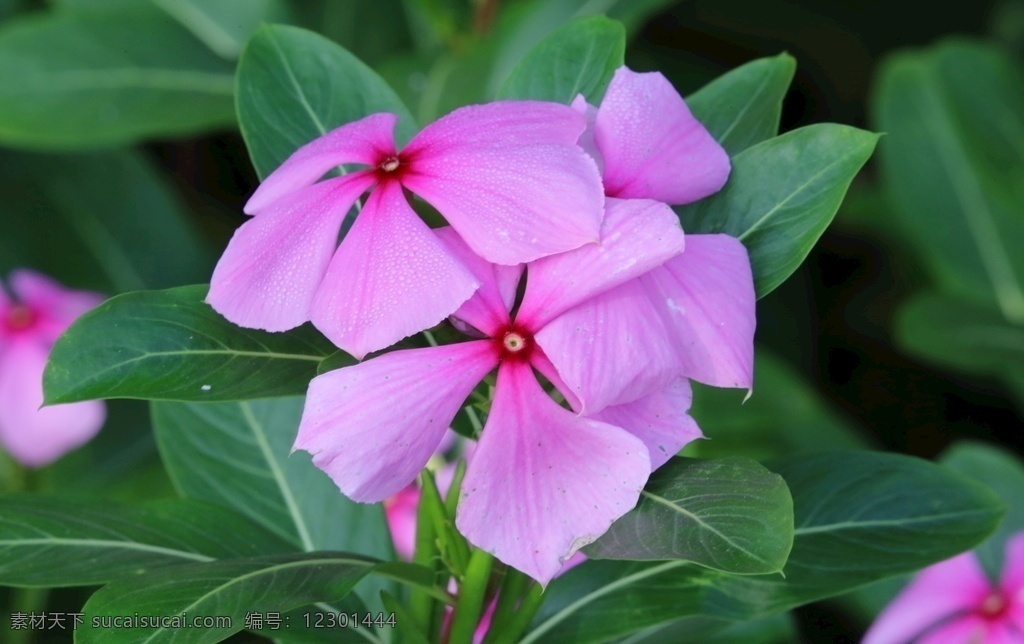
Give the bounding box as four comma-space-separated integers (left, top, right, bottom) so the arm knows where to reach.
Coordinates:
864, 533, 1024, 643
296, 199, 703, 584
208, 102, 604, 359
562, 67, 756, 394
0, 270, 105, 467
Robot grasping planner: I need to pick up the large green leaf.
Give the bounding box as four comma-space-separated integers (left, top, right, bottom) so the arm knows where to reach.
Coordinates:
873, 40, 1024, 323
942, 442, 1024, 578
0, 496, 291, 587
677, 124, 879, 298
896, 291, 1024, 377
237, 24, 416, 180
525, 451, 1003, 642
43, 285, 335, 404
76, 553, 378, 644
151, 397, 394, 613
151, 397, 389, 557
496, 15, 624, 104
153, 0, 291, 59
0, 150, 211, 293
0, 4, 235, 149
585, 457, 793, 575
687, 53, 796, 156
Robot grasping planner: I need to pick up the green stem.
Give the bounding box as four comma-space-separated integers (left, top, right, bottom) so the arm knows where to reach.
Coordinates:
448, 549, 494, 644
484, 568, 527, 642
488, 582, 544, 644
410, 473, 443, 643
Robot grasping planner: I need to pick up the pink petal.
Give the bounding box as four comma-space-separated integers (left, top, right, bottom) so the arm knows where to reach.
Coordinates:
0, 339, 105, 468
534, 280, 681, 414
517, 198, 686, 328
385, 484, 421, 561
208, 172, 375, 333
592, 378, 702, 470
7, 270, 104, 345
596, 67, 730, 204
863, 551, 992, 644
638, 234, 755, 389
916, 616, 990, 644
399, 99, 603, 265
529, 350, 581, 413
295, 341, 496, 502
435, 228, 522, 337
245, 113, 398, 213
403, 144, 604, 265
456, 361, 650, 585
1000, 531, 1024, 594
403, 101, 589, 153
570, 95, 603, 176
310, 182, 480, 360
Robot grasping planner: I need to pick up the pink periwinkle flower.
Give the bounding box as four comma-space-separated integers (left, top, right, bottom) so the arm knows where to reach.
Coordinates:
864, 533, 1024, 643
297, 200, 704, 584
0, 270, 105, 467
208, 102, 604, 359
563, 67, 756, 394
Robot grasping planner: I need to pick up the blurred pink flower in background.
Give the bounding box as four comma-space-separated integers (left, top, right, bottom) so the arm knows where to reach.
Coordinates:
0, 270, 105, 467
864, 532, 1024, 643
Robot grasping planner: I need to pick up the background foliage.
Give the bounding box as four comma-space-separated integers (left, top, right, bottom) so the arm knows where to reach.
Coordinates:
0, 0, 1022, 642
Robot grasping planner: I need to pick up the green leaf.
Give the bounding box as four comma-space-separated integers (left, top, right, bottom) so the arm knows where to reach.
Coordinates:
687, 350, 869, 462
525, 451, 1003, 642
43, 285, 335, 404
873, 40, 1024, 322
496, 16, 624, 104
0, 5, 235, 149
687, 53, 796, 156
677, 124, 879, 298
0, 149, 212, 293
942, 441, 1024, 578
0, 496, 291, 587
585, 457, 793, 575
151, 397, 390, 557
153, 0, 291, 59
76, 553, 378, 644
237, 24, 417, 179
896, 291, 1024, 378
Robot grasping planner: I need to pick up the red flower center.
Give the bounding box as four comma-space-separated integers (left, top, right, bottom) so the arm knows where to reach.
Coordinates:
4, 303, 37, 332
380, 155, 400, 173
496, 325, 533, 363
980, 592, 1009, 620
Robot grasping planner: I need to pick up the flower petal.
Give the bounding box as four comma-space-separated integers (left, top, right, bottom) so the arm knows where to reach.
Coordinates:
535, 280, 681, 414
638, 234, 755, 389
916, 616, 990, 644
571, 94, 603, 176
246, 113, 398, 213
456, 361, 649, 585
596, 67, 730, 204
863, 551, 991, 644
399, 98, 602, 265
310, 182, 480, 359
295, 341, 495, 502
0, 339, 105, 467
10, 270, 103, 323
403, 101, 588, 153
435, 227, 522, 337
403, 144, 604, 265
208, 172, 375, 333
517, 198, 686, 327
592, 378, 702, 470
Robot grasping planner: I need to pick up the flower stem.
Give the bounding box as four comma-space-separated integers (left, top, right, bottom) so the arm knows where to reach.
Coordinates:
485, 581, 543, 644
448, 549, 493, 644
